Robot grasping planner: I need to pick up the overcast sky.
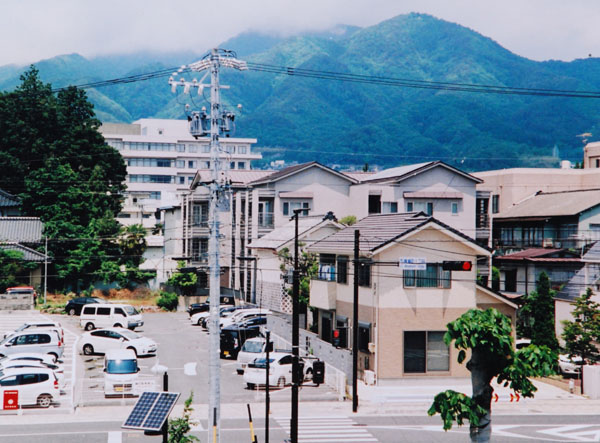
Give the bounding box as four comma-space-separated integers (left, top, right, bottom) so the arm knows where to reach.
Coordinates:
1, 0, 599, 66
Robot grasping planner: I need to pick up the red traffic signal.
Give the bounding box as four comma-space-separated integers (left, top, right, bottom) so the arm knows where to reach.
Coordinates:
442, 261, 472, 271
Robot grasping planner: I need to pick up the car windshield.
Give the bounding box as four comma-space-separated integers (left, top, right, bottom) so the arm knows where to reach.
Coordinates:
241, 341, 263, 353
106, 359, 137, 374
124, 306, 139, 315
119, 330, 141, 340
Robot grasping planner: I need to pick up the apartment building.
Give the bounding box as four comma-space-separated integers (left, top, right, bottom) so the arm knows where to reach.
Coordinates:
100, 119, 261, 230
306, 212, 516, 380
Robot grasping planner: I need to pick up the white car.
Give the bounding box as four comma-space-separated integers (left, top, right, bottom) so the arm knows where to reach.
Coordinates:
237, 337, 272, 375
0, 366, 60, 408
3, 321, 64, 341
220, 309, 270, 329
558, 354, 583, 375
191, 306, 238, 327
0, 359, 66, 389
79, 328, 157, 357
243, 352, 311, 389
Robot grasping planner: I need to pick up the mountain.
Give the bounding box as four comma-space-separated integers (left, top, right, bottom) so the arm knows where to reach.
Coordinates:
2, 13, 600, 171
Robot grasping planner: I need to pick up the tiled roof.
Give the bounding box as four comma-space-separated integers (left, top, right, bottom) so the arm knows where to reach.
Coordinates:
192, 169, 274, 187
248, 215, 340, 250
0, 190, 20, 207
249, 162, 358, 185
496, 189, 600, 219
308, 212, 489, 255
0, 217, 44, 243
496, 248, 580, 261
361, 161, 483, 184
0, 243, 47, 262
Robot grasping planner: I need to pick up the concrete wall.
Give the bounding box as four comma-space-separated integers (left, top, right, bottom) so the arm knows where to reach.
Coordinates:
0, 293, 33, 310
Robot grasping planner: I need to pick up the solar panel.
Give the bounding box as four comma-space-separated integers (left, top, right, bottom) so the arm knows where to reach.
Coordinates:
122, 391, 180, 431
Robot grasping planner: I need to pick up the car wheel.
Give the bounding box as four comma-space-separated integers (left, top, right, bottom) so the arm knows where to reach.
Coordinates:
48, 352, 58, 363
127, 347, 138, 357
247, 383, 255, 390
84, 323, 95, 331
37, 394, 52, 408
236, 369, 244, 375
277, 376, 286, 388
68, 307, 76, 316
83, 344, 94, 355
113, 323, 123, 328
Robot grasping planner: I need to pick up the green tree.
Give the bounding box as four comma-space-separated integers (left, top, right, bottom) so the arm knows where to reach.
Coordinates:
528, 273, 559, 351
278, 246, 318, 305
115, 224, 155, 289
428, 308, 556, 442
0, 67, 128, 290
0, 248, 38, 292
562, 288, 600, 369
168, 261, 198, 297
339, 215, 357, 226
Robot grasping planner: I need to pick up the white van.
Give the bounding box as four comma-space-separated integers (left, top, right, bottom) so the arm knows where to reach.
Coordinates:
103, 348, 139, 397
236, 337, 273, 375
80, 303, 143, 331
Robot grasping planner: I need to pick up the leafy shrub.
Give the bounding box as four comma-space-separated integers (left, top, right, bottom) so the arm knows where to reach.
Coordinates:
157, 291, 178, 311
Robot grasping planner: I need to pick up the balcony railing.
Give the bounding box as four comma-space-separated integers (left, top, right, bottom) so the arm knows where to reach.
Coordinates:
258, 212, 274, 229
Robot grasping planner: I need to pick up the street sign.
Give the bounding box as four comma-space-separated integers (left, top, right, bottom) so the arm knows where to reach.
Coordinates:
398, 257, 426, 270
3, 390, 18, 410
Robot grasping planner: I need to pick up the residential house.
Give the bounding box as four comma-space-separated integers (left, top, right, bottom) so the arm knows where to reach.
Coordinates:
307, 212, 516, 380
247, 213, 343, 314
0, 190, 21, 217
0, 217, 48, 288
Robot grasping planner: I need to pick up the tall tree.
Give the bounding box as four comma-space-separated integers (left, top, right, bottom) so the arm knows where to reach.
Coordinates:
529, 272, 559, 352
0, 67, 128, 290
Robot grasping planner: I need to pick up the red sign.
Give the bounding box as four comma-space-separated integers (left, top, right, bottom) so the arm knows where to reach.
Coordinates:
3, 390, 18, 410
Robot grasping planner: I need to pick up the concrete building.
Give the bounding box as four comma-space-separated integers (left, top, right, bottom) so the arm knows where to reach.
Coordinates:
307, 212, 516, 380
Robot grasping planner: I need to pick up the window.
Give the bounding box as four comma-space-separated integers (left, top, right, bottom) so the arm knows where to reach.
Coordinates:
357, 260, 371, 287
188, 144, 198, 153
149, 191, 161, 200
337, 256, 348, 284
492, 195, 499, 214
179, 176, 185, 185
282, 201, 310, 216
129, 175, 175, 184
238, 145, 247, 154
382, 202, 398, 213
176, 160, 185, 168
192, 202, 209, 227
404, 264, 451, 288
188, 160, 196, 169
192, 238, 209, 261
335, 315, 348, 348
318, 254, 336, 281
201, 145, 210, 153
82, 306, 95, 315
230, 162, 236, 169
176, 144, 185, 152
406, 201, 433, 215
368, 195, 381, 214
404, 331, 449, 373
201, 161, 210, 169
596, 159, 599, 168
451, 202, 458, 215
115, 308, 126, 316
0, 375, 18, 386
358, 322, 371, 352
97, 307, 111, 316
238, 162, 246, 170
20, 373, 39, 385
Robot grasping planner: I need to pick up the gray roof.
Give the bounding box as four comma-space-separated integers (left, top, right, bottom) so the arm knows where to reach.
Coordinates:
0, 243, 47, 262
0, 190, 20, 208
248, 216, 341, 250
361, 161, 483, 184
0, 217, 44, 243
496, 189, 600, 220
308, 212, 489, 255
249, 162, 358, 186
556, 241, 600, 301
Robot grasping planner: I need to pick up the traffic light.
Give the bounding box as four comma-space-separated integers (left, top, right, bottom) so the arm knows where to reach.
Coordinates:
442, 261, 472, 271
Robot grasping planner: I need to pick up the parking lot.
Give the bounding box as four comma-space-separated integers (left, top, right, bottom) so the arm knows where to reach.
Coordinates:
47, 309, 338, 409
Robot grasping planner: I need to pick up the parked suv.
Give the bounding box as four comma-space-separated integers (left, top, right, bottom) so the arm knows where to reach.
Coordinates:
80, 303, 143, 331
0, 330, 64, 362
64, 297, 104, 316
220, 325, 262, 359
0, 366, 60, 408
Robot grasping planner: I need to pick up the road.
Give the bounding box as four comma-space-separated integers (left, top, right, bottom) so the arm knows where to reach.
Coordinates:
2, 414, 600, 442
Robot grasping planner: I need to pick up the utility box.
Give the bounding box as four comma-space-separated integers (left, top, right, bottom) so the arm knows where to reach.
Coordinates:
313, 360, 325, 386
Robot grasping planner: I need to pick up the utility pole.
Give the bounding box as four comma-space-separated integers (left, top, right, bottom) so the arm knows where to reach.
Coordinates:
352, 229, 360, 413
291, 208, 302, 443
169, 48, 247, 443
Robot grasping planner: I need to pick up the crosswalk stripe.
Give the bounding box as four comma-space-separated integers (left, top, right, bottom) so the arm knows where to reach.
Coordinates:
274, 416, 378, 443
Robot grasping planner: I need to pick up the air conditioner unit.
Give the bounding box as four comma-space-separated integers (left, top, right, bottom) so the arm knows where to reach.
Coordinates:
363, 369, 376, 386
542, 238, 553, 248
555, 241, 562, 248
368, 342, 376, 353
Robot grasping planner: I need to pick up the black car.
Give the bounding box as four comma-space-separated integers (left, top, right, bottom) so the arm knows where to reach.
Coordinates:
64, 297, 104, 316
220, 325, 262, 359
187, 295, 236, 317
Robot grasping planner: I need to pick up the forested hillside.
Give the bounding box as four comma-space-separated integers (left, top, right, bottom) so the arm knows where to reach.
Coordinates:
2, 13, 600, 171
